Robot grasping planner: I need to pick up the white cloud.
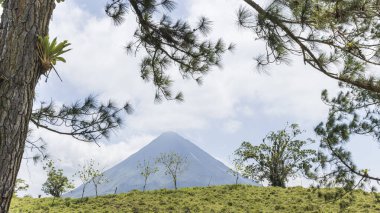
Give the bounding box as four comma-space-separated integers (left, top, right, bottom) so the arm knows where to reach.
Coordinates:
236, 105, 255, 117
38, 0, 338, 135
223, 120, 242, 134
187, 0, 339, 122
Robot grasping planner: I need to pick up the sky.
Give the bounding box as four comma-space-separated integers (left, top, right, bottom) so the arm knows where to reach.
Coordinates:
9, 0, 380, 196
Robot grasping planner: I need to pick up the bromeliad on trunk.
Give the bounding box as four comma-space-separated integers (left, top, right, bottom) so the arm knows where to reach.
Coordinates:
37, 35, 71, 81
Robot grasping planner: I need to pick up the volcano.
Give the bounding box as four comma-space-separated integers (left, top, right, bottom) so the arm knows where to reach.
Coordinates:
66, 132, 259, 197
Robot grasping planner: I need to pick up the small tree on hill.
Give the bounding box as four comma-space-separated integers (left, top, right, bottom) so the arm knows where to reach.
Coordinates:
235, 124, 318, 187
41, 160, 74, 198
13, 179, 29, 197
227, 159, 244, 185
156, 152, 188, 190
92, 172, 108, 197
75, 164, 91, 199
137, 159, 158, 192
75, 159, 108, 198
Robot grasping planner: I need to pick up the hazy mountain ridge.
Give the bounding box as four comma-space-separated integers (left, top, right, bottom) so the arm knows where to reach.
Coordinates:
66, 132, 258, 197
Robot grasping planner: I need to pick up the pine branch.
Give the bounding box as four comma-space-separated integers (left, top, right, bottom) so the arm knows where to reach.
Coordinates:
241, 0, 380, 94
106, 0, 232, 102
30, 96, 133, 143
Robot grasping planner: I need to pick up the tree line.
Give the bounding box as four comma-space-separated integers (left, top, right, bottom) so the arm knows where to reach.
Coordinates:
14, 152, 188, 199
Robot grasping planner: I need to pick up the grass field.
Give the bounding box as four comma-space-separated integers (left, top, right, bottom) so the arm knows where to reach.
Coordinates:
10, 185, 380, 212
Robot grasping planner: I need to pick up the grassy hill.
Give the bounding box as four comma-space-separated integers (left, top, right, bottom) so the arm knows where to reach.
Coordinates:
10, 185, 380, 212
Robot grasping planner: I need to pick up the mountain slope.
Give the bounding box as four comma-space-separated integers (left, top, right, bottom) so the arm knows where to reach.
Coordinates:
66, 132, 258, 197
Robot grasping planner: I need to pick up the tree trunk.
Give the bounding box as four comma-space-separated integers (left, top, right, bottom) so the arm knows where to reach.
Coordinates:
174, 177, 177, 190
0, 1, 55, 212
143, 178, 147, 192
81, 184, 87, 199
269, 175, 286, 188
94, 183, 98, 197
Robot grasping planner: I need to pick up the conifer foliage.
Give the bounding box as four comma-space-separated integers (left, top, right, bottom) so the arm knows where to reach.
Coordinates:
31, 96, 133, 143
238, 0, 380, 93
315, 82, 380, 190
105, 0, 233, 102
238, 0, 380, 191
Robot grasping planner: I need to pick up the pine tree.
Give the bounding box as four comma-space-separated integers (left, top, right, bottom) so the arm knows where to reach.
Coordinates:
238, 0, 380, 191
0, 0, 228, 211
238, 0, 380, 93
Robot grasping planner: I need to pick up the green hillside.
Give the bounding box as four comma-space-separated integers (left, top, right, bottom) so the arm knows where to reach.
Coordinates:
10, 185, 380, 212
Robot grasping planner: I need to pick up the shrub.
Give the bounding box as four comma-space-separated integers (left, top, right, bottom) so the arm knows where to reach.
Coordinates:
274, 205, 284, 210
339, 199, 351, 210
167, 206, 175, 211
374, 193, 380, 203
73, 197, 89, 204
64, 199, 71, 207
307, 194, 313, 200
322, 191, 336, 201
183, 207, 191, 213
41, 206, 49, 211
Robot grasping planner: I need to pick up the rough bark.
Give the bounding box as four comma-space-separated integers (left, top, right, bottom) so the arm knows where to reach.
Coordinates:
0, 0, 55, 212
